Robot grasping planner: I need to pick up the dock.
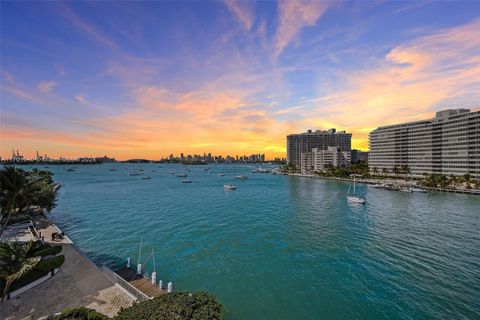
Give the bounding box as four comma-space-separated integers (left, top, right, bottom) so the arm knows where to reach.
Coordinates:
115, 267, 167, 298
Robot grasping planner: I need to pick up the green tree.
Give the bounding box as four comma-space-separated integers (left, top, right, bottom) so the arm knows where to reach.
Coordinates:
463, 173, 472, 189
0, 167, 58, 238
114, 292, 222, 320
0, 167, 28, 238
0, 241, 41, 301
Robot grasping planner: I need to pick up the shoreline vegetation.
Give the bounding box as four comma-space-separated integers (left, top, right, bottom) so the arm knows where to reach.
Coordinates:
281, 162, 480, 195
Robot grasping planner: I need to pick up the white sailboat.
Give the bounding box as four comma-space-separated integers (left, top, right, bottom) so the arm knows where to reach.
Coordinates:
347, 175, 365, 204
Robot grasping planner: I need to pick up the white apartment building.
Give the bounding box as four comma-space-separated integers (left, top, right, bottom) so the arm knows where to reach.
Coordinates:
300, 147, 351, 173
369, 108, 480, 179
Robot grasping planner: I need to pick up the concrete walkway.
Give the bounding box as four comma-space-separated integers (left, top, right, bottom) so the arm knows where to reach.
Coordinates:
1, 219, 134, 319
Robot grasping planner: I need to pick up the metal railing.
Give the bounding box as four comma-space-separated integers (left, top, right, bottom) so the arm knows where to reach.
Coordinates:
100, 266, 152, 301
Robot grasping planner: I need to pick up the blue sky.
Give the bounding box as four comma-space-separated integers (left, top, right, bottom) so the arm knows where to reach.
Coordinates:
1, 1, 479, 159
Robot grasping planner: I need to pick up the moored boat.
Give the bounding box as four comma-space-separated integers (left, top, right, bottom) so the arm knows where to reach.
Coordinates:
224, 184, 237, 190
235, 175, 248, 180
181, 180, 193, 183
347, 175, 365, 205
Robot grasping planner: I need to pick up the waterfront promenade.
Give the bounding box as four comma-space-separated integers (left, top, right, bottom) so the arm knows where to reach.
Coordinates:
1, 219, 133, 320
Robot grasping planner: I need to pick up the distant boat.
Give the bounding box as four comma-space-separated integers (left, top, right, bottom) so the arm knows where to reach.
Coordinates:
176, 173, 187, 177
181, 180, 193, 183
109, 168, 117, 171
400, 187, 412, 192
411, 187, 427, 193
218, 173, 225, 176
130, 169, 142, 176
235, 175, 248, 180
224, 184, 237, 190
347, 176, 365, 204
66, 168, 75, 172
169, 172, 175, 174
142, 176, 151, 180
151, 170, 156, 172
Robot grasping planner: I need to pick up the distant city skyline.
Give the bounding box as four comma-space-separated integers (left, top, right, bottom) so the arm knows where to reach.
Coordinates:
1, 1, 479, 160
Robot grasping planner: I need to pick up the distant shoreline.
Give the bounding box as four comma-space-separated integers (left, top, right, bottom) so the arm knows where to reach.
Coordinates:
286, 173, 480, 196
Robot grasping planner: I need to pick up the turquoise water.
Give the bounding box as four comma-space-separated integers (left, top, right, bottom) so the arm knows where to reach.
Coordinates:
28, 164, 480, 319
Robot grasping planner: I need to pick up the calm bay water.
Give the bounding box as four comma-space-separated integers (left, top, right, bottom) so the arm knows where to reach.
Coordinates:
29, 164, 480, 319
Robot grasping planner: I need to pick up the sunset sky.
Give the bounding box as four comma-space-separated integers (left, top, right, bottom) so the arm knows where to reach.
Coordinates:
1, 1, 479, 160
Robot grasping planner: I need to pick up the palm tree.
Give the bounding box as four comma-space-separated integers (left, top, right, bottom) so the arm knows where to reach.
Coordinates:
382, 168, 389, 179
372, 167, 379, 177
0, 241, 41, 301
463, 173, 472, 189
448, 175, 457, 189
0, 167, 27, 238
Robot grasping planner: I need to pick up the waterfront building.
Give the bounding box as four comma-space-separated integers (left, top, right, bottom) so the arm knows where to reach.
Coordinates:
369, 108, 480, 179
287, 128, 352, 167
351, 149, 369, 163
300, 147, 351, 173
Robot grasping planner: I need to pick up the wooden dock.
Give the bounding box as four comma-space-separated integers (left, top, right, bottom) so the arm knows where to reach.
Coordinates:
116, 267, 167, 298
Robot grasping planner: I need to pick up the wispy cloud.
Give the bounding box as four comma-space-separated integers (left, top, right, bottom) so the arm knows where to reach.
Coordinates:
224, 0, 255, 31
274, 0, 331, 57
58, 3, 118, 49
302, 19, 480, 150
38, 81, 57, 93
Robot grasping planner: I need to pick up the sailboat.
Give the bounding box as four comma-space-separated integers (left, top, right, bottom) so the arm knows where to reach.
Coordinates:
347, 175, 365, 204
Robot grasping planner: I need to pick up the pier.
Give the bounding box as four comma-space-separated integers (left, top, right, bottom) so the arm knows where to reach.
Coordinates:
115, 267, 168, 298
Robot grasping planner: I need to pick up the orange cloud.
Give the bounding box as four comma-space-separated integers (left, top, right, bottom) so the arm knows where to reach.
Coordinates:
301, 19, 480, 150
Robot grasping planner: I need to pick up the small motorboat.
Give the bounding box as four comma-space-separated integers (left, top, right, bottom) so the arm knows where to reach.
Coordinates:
235, 175, 248, 180
224, 184, 237, 190
411, 187, 427, 193
181, 180, 193, 183
169, 172, 175, 174
142, 176, 151, 180
218, 173, 225, 176
176, 173, 188, 177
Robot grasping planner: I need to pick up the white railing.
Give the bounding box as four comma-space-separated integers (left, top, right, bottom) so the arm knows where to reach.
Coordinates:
100, 266, 151, 301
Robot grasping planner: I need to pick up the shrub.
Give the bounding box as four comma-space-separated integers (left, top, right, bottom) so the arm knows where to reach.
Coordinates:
31, 244, 63, 257
35, 255, 65, 273
114, 291, 222, 320
50, 307, 109, 320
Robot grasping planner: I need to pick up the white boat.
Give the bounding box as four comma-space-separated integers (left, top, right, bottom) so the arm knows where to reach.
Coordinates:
235, 175, 248, 180
130, 171, 142, 176
142, 176, 151, 180
176, 173, 187, 177
411, 187, 427, 193
347, 176, 365, 204
400, 187, 412, 192
218, 173, 225, 176
169, 172, 175, 174
224, 184, 237, 190
181, 180, 193, 183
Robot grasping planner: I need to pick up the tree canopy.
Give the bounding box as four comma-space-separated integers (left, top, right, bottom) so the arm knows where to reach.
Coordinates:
114, 292, 222, 320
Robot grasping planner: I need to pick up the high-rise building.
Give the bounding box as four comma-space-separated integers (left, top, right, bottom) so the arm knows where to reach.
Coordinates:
369, 108, 480, 179
300, 147, 351, 173
287, 128, 352, 167
351, 149, 369, 163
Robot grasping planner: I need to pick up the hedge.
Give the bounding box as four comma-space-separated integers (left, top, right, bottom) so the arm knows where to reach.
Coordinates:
2, 255, 66, 294
114, 291, 222, 320
48, 307, 109, 320
35, 255, 65, 273
30, 244, 63, 257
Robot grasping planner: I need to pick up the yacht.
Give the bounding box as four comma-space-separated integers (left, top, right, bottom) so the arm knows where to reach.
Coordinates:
130, 171, 142, 176
224, 184, 237, 190
347, 176, 365, 204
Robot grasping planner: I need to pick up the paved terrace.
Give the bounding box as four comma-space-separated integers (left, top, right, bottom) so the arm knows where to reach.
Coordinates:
1, 217, 134, 320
